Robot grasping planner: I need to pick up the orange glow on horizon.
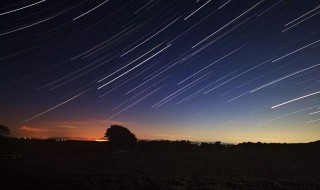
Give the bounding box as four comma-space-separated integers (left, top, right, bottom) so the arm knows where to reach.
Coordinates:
11, 118, 320, 144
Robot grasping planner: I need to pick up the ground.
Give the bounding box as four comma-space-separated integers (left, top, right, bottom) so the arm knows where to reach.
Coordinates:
1, 140, 319, 190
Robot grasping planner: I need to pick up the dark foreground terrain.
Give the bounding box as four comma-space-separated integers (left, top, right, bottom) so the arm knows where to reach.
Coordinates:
1, 138, 320, 190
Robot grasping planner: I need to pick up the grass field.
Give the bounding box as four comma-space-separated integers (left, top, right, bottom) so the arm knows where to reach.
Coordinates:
1, 139, 320, 190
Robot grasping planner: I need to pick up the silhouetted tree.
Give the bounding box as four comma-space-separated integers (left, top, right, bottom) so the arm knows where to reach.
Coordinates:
0, 125, 10, 136
104, 125, 137, 149
215, 141, 221, 146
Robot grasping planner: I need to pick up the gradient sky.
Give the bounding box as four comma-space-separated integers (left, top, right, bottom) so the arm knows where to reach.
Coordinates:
1, 0, 320, 143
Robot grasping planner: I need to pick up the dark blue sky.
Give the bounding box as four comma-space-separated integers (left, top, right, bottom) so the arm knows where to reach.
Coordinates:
1, 0, 320, 142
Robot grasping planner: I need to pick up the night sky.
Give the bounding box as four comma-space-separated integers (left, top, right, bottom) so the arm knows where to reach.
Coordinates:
1, 0, 320, 143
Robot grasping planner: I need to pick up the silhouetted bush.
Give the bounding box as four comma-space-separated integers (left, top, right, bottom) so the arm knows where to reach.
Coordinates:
136, 140, 197, 151
104, 125, 137, 149
200, 141, 225, 150
0, 125, 10, 137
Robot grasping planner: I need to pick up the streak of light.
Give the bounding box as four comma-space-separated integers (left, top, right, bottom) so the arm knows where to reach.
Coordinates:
108, 86, 164, 119
192, 14, 254, 57
221, 88, 236, 97
282, 10, 320, 32
134, 0, 154, 14
121, 0, 162, 28
285, 5, 320, 26
204, 59, 269, 94
158, 75, 209, 108
1, 0, 31, 10
228, 91, 250, 102
0, 48, 33, 61
221, 58, 273, 96
121, 13, 173, 51
176, 92, 199, 105
127, 56, 186, 94
308, 98, 320, 103
171, 18, 246, 70
98, 44, 171, 89
289, 66, 320, 81
153, 72, 211, 108
271, 91, 320, 109
73, 0, 109, 21
0, 0, 46, 16
83, 0, 134, 31
40, 54, 114, 89
176, 89, 203, 105
80, 26, 138, 57
178, 47, 241, 85
71, 25, 135, 60
302, 82, 320, 90
155, 80, 207, 108
306, 118, 320, 124
35, 19, 73, 36
192, 0, 263, 48
184, 0, 212, 20
256, 0, 284, 17
250, 105, 271, 114
168, 7, 219, 44
49, 57, 116, 90
229, 61, 320, 102
0, 60, 68, 88
99, 61, 162, 97
98, 43, 162, 82
194, 18, 255, 62
178, 69, 240, 105
111, 76, 170, 111
0, 4, 75, 36
172, 13, 252, 67
312, 42, 320, 49
0, 15, 56, 36
218, 0, 231, 9
272, 39, 320, 62
216, 104, 270, 129
250, 64, 320, 93
222, 83, 248, 97
277, 29, 320, 50
20, 89, 90, 124
99, 70, 143, 98
16, 1, 67, 20
143, 52, 190, 81
81, 24, 144, 59
125, 74, 159, 94
120, 17, 180, 57
257, 104, 320, 126
60, 81, 95, 100
310, 110, 320, 115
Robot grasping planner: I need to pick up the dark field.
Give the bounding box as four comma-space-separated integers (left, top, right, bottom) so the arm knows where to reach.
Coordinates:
1, 139, 320, 190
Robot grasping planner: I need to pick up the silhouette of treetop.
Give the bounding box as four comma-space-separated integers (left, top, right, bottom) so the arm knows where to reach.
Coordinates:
104, 125, 137, 148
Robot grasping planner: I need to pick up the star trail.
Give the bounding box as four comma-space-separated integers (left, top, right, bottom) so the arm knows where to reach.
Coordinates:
1, 0, 319, 143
